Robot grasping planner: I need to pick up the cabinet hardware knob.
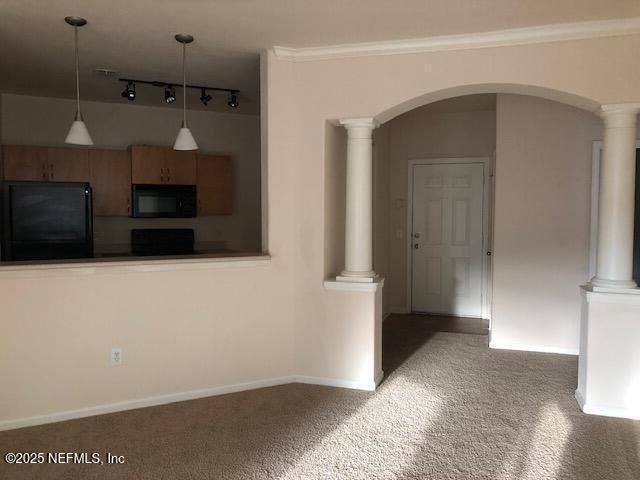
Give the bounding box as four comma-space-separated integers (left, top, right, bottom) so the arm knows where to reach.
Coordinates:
414, 244, 419, 249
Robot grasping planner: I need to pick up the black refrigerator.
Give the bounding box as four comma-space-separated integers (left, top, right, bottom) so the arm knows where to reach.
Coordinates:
1, 181, 93, 262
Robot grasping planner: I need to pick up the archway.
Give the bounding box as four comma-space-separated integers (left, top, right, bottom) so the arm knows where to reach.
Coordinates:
369, 88, 603, 358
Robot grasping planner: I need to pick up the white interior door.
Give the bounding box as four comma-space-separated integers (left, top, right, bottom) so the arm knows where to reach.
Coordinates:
411, 163, 484, 316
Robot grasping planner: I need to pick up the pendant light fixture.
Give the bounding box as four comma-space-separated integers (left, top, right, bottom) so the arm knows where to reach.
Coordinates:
64, 16, 93, 146
173, 34, 198, 151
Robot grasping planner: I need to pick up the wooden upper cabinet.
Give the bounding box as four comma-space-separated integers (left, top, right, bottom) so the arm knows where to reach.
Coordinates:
130, 145, 165, 184
165, 149, 196, 185
47, 147, 89, 182
197, 154, 233, 215
130, 145, 196, 185
89, 149, 131, 216
2, 145, 48, 181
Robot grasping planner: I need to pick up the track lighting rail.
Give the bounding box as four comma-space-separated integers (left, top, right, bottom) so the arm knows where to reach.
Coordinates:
118, 78, 239, 95
119, 77, 239, 107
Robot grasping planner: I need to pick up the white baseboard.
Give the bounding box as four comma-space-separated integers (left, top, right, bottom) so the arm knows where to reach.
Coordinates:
575, 390, 640, 420
489, 340, 578, 355
0, 376, 295, 432
293, 375, 377, 391
0, 374, 380, 432
374, 370, 385, 387
574, 388, 586, 410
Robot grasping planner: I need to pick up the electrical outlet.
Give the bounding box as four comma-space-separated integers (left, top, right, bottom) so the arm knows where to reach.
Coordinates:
111, 347, 122, 366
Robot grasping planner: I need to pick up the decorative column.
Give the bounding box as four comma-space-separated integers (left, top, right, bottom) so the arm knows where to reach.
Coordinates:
591, 104, 640, 289
337, 118, 378, 282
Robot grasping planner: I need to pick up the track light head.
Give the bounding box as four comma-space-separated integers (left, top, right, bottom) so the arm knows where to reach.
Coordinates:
227, 92, 238, 108
121, 81, 136, 101
164, 85, 176, 104
200, 88, 212, 106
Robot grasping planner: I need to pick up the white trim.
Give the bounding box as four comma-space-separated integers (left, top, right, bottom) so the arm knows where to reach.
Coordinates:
324, 278, 384, 292
273, 18, 640, 61
339, 117, 378, 128
600, 103, 640, 114
0, 376, 292, 432
406, 157, 492, 318
0, 255, 271, 278
575, 390, 640, 421
583, 289, 640, 305
489, 341, 578, 356
0, 374, 379, 431
294, 375, 378, 391
574, 389, 586, 410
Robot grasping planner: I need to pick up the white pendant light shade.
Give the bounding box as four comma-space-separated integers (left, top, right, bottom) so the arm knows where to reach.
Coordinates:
64, 16, 93, 146
65, 115, 94, 146
174, 34, 198, 151
174, 124, 198, 150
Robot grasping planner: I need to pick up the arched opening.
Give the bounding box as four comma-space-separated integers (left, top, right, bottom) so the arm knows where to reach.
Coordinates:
374, 83, 601, 124
358, 85, 608, 379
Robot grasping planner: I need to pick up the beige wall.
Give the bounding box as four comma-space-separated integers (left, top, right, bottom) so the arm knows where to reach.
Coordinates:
374, 99, 497, 314
3, 33, 640, 426
0, 93, 262, 252
492, 94, 602, 353
280, 33, 640, 372
0, 259, 294, 424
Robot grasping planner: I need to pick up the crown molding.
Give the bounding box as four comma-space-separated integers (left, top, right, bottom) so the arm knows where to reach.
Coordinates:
273, 17, 640, 61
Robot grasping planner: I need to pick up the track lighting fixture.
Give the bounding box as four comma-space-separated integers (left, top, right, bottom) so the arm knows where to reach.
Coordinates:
165, 85, 176, 104
200, 88, 212, 106
121, 81, 136, 101
117, 79, 239, 109
227, 92, 239, 108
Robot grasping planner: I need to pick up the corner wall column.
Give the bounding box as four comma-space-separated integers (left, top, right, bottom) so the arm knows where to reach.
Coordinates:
592, 104, 640, 288
338, 117, 378, 282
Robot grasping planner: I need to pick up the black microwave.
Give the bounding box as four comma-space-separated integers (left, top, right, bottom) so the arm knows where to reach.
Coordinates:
131, 184, 197, 218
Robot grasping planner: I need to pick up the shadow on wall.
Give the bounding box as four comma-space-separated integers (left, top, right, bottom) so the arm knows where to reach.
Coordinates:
324, 121, 347, 278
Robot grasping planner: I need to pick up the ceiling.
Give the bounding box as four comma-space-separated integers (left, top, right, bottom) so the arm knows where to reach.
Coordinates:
1, 1, 638, 115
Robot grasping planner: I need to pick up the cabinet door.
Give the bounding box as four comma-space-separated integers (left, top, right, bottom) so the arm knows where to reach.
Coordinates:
197, 154, 233, 215
2, 145, 48, 181
47, 147, 90, 182
165, 149, 196, 185
89, 149, 132, 216
130, 145, 165, 184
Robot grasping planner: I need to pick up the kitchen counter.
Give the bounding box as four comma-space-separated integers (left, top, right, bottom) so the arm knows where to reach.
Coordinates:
0, 250, 267, 270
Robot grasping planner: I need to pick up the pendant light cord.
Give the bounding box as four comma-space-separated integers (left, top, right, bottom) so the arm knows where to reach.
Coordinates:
182, 41, 187, 127
75, 26, 80, 116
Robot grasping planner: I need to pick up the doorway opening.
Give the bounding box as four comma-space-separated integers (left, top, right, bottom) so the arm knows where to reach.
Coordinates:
372, 93, 496, 324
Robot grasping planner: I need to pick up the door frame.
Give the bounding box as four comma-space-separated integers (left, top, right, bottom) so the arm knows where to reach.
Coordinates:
589, 140, 640, 279
406, 157, 493, 319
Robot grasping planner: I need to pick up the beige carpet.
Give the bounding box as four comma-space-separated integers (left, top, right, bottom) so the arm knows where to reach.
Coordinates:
1, 316, 638, 479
